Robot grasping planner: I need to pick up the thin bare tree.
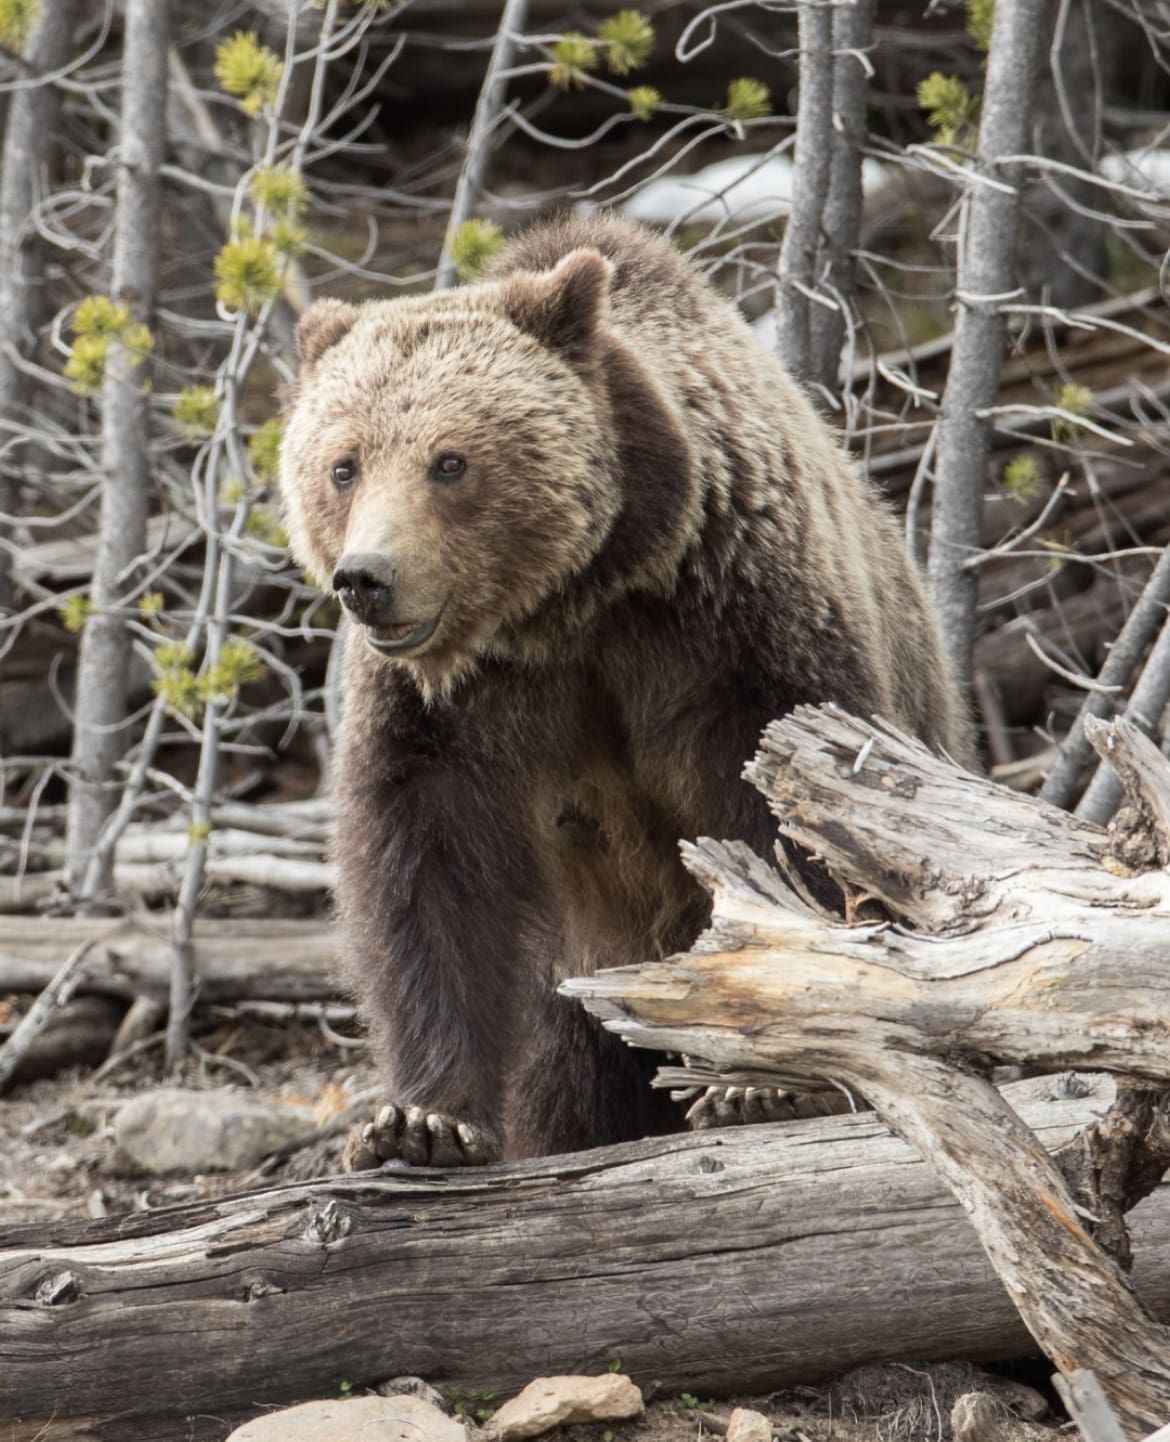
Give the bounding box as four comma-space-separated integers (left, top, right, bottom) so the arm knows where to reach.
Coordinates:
434, 0, 529, 292
1040, 545, 1170, 812
0, 0, 78, 616
63, 0, 170, 893
807, 0, 875, 394
776, 0, 833, 383
926, 0, 1054, 696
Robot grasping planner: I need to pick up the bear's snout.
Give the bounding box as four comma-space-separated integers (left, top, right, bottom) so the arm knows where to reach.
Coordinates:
333, 554, 398, 626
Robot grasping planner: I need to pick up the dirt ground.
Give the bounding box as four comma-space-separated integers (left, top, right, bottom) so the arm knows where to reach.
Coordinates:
0, 1008, 1065, 1442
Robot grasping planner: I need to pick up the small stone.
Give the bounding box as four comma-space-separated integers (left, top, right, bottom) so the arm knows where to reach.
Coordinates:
951, 1392, 1007, 1442
726, 1408, 773, 1442
226, 1394, 468, 1442
487, 1375, 644, 1441
378, 1377, 448, 1411
114, 1088, 313, 1174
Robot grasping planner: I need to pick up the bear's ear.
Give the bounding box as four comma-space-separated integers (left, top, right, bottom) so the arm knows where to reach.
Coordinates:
500, 249, 613, 363
295, 298, 360, 366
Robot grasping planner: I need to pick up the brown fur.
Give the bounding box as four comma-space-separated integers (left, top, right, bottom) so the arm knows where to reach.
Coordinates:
279, 214, 973, 1162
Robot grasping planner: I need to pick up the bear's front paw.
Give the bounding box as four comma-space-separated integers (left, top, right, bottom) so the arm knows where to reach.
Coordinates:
683, 1085, 799, 1130
343, 1103, 501, 1170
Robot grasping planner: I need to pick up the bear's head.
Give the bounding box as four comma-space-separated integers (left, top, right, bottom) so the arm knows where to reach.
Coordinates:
279, 249, 672, 693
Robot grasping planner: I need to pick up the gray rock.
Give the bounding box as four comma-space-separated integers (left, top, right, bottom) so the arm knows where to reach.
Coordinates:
951, 1392, 1008, 1442
487, 1375, 643, 1441
227, 1395, 468, 1442
726, 1408, 773, 1442
114, 1087, 313, 1174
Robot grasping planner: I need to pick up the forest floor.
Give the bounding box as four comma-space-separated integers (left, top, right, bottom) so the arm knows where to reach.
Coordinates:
1, 1011, 1064, 1442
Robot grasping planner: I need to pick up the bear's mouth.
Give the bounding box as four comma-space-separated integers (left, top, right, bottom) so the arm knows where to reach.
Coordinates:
364, 611, 442, 657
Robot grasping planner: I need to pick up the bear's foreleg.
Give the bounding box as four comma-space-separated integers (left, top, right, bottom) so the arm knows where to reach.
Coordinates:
335, 719, 541, 1169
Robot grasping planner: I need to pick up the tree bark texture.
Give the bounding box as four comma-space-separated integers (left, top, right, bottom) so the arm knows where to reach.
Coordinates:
1040, 543, 1170, 811
776, 0, 833, 382
0, 0, 79, 615
64, 0, 170, 891
1077, 611, 1170, 826
2, 1077, 1163, 1440
563, 706, 1170, 1436
926, 0, 1053, 693
0, 916, 337, 1002
808, 0, 876, 391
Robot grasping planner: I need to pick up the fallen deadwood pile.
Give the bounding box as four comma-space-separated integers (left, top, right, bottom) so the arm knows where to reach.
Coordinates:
0, 915, 336, 1001
564, 705, 1170, 1437
1, 1074, 1163, 1442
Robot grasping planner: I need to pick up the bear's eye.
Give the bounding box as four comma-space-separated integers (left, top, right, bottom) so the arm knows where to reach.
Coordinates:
432, 452, 467, 482
330, 457, 359, 488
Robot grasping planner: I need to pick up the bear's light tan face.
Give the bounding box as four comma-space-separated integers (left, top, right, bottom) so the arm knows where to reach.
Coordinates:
279, 254, 620, 688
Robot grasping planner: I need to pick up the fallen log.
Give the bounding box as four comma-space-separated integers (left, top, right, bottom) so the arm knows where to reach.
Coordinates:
564, 706, 1170, 1437
3, 1075, 1165, 1442
0, 916, 337, 1001
0, 855, 336, 909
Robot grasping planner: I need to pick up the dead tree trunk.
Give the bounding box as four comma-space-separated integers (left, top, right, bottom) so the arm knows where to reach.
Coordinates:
926, 0, 1052, 690
3, 1076, 1168, 1441
564, 706, 1170, 1438
64, 0, 170, 891
0, 0, 79, 615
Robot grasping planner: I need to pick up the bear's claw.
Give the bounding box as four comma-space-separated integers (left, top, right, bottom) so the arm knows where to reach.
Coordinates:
343, 1104, 500, 1170
682, 1085, 798, 1130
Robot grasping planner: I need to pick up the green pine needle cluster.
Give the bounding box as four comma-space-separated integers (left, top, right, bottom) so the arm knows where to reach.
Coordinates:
65, 296, 153, 394
548, 31, 597, 89
271, 217, 308, 257
1052, 382, 1093, 440
173, 385, 220, 439
198, 638, 266, 707
251, 166, 308, 218
64, 337, 111, 393
627, 85, 662, 122
0, 0, 38, 51
967, 0, 995, 52
597, 10, 654, 76
152, 636, 266, 719
725, 77, 771, 122
214, 235, 284, 314
1002, 453, 1042, 504
917, 72, 979, 143
74, 295, 130, 336
58, 593, 93, 634
152, 641, 200, 719
215, 31, 283, 116
247, 417, 283, 484
449, 219, 505, 280
252, 168, 310, 255
546, 13, 654, 94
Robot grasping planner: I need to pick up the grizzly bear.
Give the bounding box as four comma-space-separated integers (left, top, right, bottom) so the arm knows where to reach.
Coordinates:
279, 213, 972, 1169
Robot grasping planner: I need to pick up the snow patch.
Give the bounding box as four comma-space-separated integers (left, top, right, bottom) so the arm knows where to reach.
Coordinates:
614, 153, 890, 226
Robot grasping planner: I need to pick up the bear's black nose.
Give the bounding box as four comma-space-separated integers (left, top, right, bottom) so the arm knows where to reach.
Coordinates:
332, 556, 397, 625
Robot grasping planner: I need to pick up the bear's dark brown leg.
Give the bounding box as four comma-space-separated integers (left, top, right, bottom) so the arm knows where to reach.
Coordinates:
335, 678, 543, 1170
505, 988, 679, 1158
